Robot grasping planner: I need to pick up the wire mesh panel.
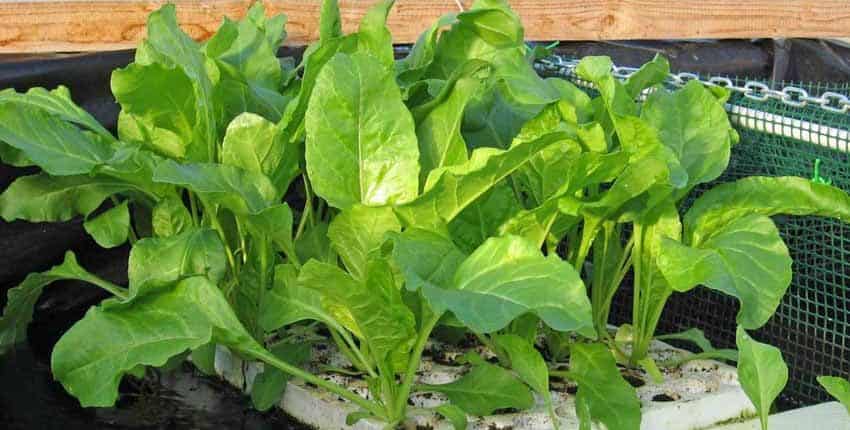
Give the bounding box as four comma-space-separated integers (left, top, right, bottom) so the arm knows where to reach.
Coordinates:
537, 58, 850, 408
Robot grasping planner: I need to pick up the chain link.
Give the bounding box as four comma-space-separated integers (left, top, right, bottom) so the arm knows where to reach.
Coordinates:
534, 55, 850, 114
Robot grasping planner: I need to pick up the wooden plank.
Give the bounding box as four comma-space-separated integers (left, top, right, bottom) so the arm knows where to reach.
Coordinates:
0, 0, 849, 53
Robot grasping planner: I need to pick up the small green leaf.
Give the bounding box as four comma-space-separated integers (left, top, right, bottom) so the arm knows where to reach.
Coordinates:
246, 203, 296, 260
355, 0, 395, 68
0, 174, 130, 223
251, 341, 311, 411
656, 328, 714, 352
817, 376, 850, 414
151, 194, 193, 237
260, 264, 342, 332
295, 221, 336, 264
0, 251, 119, 352
492, 334, 557, 427
570, 343, 641, 430
221, 113, 298, 196
736, 327, 788, 430
84, 201, 131, 248
449, 182, 521, 253
420, 362, 534, 416
637, 357, 664, 384
128, 228, 227, 293
0, 86, 112, 140
328, 205, 401, 280
434, 404, 468, 430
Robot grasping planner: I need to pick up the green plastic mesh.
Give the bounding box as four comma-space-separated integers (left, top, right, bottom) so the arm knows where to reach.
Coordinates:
538, 60, 850, 409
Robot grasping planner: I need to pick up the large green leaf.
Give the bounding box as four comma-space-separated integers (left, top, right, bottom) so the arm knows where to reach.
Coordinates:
0, 174, 130, 222
395, 131, 570, 228
153, 160, 277, 214
221, 112, 299, 196
395, 13, 457, 86
492, 334, 554, 421
0, 86, 112, 140
736, 327, 788, 430
684, 176, 850, 244
642, 80, 733, 191
327, 205, 401, 280
420, 362, 533, 416
305, 51, 420, 209
817, 376, 850, 414
0, 252, 122, 352
657, 214, 791, 329
569, 343, 641, 430
127, 228, 227, 293
0, 104, 112, 175
84, 201, 131, 248
52, 276, 259, 407
422, 235, 593, 335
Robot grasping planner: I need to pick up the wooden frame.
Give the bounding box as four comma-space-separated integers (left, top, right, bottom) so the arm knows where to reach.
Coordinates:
1, 1, 849, 53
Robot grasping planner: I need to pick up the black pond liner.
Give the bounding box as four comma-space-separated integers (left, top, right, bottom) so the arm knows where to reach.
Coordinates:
0, 284, 311, 430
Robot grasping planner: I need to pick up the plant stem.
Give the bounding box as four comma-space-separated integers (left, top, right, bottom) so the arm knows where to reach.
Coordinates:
392, 312, 441, 423
248, 347, 385, 418
294, 176, 314, 242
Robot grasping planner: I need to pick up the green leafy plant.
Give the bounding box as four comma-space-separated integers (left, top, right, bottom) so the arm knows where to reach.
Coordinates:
2, 0, 850, 429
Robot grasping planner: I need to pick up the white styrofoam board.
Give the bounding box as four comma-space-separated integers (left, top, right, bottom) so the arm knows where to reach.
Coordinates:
709, 401, 849, 430
211, 337, 757, 430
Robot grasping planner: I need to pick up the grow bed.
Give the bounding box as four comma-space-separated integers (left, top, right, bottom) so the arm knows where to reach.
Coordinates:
212, 337, 755, 430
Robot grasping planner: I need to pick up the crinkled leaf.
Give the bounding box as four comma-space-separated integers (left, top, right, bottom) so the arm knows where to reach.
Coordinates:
736, 327, 788, 430
658, 214, 791, 329
570, 343, 641, 430
151, 194, 192, 237
84, 201, 131, 248
0, 174, 130, 222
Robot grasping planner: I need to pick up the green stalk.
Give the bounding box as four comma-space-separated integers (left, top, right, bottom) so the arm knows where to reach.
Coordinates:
247, 347, 385, 418
392, 312, 441, 423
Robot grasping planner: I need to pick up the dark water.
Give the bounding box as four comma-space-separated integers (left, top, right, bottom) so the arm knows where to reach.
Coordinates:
0, 286, 310, 430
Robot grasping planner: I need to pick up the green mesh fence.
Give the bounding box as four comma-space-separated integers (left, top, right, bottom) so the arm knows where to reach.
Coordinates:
536, 57, 850, 409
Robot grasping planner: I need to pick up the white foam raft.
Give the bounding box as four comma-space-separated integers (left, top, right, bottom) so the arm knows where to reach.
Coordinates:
211, 338, 756, 430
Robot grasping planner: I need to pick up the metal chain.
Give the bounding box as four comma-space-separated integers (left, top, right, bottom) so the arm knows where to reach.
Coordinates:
534, 55, 850, 114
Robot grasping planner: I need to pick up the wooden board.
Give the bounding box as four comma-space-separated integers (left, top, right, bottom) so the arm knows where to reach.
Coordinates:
1, 0, 849, 53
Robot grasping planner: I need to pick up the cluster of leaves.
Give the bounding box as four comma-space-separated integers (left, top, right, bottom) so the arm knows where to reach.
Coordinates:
1, 0, 850, 429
